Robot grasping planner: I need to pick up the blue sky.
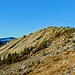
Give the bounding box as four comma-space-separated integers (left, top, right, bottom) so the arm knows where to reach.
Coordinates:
0, 0, 75, 38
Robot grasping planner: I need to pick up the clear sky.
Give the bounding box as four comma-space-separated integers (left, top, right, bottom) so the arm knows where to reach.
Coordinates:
0, 0, 75, 38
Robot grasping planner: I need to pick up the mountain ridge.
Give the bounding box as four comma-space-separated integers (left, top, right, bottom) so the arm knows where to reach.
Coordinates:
0, 26, 75, 57
0, 37, 16, 44
0, 26, 75, 75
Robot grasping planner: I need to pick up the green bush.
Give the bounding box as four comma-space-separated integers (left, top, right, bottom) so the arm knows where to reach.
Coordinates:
72, 40, 75, 43
42, 51, 45, 56
6, 53, 12, 64
12, 53, 17, 63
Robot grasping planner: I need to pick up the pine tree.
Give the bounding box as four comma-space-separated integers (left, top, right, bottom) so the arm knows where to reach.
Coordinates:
12, 53, 17, 63
6, 53, 12, 64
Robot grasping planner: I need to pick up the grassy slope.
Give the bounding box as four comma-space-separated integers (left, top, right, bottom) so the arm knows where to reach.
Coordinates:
0, 26, 75, 75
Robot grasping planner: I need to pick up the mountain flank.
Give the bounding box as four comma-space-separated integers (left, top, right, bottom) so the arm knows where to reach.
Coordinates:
0, 26, 75, 75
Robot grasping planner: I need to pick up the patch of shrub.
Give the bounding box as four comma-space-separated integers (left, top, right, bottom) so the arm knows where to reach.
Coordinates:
42, 51, 45, 56
23, 70, 32, 75
33, 39, 47, 53
23, 47, 30, 55
23, 35, 26, 38
72, 40, 75, 43
6, 53, 12, 64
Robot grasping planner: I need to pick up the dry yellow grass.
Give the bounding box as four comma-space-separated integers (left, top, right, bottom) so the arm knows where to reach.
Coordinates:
28, 50, 75, 75
0, 26, 75, 75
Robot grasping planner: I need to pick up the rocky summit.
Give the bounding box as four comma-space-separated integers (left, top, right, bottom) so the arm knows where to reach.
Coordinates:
0, 26, 75, 75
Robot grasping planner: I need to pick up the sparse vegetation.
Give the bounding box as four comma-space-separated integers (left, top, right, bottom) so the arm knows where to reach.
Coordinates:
23, 47, 30, 55
0, 26, 75, 75
37, 60, 40, 64
28, 62, 34, 68
0, 47, 31, 66
6, 53, 12, 64
23, 35, 26, 38
33, 39, 47, 53
72, 40, 75, 43
54, 32, 61, 38
23, 70, 33, 75
42, 51, 45, 56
